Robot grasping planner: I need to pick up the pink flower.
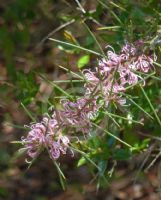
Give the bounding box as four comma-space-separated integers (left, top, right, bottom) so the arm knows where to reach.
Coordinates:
120, 53, 129, 62
58, 136, 70, 154
21, 123, 46, 159
42, 114, 59, 135
83, 69, 100, 95
98, 58, 112, 74
135, 39, 144, 47
97, 50, 121, 76
119, 67, 138, 85
121, 43, 137, 56
61, 98, 98, 133
107, 51, 121, 67
45, 132, 70, 160
83, 69, 99, 82
135, 55, 153, 73
49, 141, 61, 160
22, 115, 71, 160
102, 81, 126, 106
102, 82, 124, 95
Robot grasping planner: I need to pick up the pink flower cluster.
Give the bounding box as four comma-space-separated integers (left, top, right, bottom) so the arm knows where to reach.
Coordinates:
21, 114, 70, 160
83, 41, 154, 106
21, 41, 155, 161
60, 98, 98, 133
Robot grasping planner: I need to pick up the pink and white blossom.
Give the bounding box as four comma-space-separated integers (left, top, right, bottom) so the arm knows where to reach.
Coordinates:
21, 40, 155, 162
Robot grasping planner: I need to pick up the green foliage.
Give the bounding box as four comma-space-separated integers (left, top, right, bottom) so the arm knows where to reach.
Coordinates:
113, 149, 131, 161
16, 71, 39, 105
77, 55, 90, 68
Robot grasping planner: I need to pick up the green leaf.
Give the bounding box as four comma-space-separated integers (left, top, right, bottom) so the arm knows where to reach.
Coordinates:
114, 149, 131, 160
77, 156, 87, 167
77, 55, 90, 69
98, 160, 107, 176
131, 139, 150, 152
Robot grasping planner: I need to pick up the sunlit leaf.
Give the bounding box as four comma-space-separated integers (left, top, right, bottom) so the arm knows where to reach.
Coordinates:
77, 55, 90, 69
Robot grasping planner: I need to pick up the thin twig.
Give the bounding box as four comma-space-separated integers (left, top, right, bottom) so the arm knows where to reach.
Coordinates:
38, 19, 75, 47
74, 0, 86, 13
